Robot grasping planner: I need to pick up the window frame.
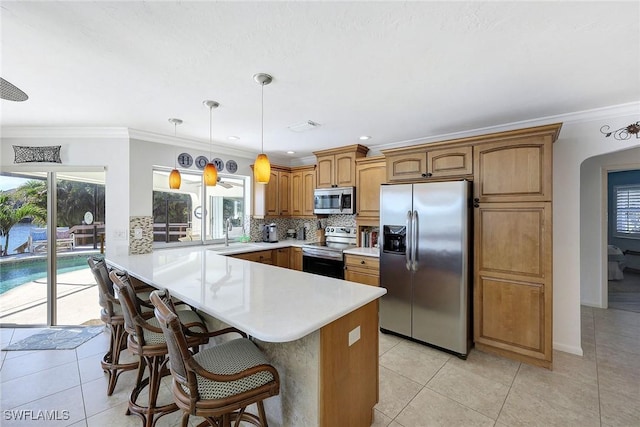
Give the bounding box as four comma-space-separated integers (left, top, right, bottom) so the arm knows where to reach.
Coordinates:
613, 184, 640, 239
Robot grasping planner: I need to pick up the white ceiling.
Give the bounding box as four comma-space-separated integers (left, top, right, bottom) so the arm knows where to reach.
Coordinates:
1, 1, 639, 160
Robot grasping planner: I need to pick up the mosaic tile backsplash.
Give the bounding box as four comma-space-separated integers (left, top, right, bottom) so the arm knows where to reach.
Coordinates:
129, 216, 153, 254
248, 215, 356, 243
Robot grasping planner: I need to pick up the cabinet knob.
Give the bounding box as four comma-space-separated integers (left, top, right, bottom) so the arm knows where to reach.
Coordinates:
421, 173, 427, 178
474, 198, 480, 202
427, 172, 433, 177
473, 203, 479, 208
360, 260, 366, 264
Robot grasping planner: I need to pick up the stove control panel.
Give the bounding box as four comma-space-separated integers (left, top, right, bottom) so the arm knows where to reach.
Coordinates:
325, 226, 356, 236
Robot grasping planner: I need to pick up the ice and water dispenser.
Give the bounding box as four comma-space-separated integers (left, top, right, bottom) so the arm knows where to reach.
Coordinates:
382, 225, 407, 254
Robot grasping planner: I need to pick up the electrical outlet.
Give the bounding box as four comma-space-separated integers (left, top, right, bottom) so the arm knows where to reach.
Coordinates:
113, 229, 127, 240
348, 326, 361, 346
134, 228, 143, 240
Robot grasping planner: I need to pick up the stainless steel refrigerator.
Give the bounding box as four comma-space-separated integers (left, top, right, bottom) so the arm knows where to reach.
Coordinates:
379, 181, 471, 357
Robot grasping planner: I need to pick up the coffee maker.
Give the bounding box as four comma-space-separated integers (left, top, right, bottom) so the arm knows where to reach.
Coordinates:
262, 223, 278, 243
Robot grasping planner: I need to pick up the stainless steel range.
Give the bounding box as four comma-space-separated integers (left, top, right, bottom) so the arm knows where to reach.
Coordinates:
302, 227, 357, 279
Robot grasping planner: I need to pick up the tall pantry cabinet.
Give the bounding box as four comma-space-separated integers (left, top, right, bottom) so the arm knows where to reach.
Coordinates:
472, 124, 559, 369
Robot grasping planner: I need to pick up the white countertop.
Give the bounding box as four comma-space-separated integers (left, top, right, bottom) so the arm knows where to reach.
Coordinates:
343, 247, 380, 258
107, 245, 385, 343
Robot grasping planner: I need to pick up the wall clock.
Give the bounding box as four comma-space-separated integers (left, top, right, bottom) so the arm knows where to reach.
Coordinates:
195, 155, 208, 170
177, 153, 193, 168
226, 160, 238, 174
213, 158, 224, 171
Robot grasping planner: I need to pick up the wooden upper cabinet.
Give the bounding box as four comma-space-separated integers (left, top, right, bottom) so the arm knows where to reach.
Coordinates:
474, 136, 552, 203
386, 152, 427, 182
290, 165, 316, 217
278, 171, 291, 216
314, 144, 369, 188
386, 146, 472, 182
355, 156, 386, 220
253, 165, 291, 218
316, 156, 335, 188
264, 170, 280, 216
428, 146, 473, 178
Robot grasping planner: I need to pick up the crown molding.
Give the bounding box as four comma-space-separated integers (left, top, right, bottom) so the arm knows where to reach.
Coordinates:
127, 128, 261, 160
372, 101, 640, 152
0, 127, 130, 139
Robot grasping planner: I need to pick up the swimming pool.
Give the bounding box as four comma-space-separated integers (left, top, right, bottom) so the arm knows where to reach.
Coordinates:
0, 254, 98, 294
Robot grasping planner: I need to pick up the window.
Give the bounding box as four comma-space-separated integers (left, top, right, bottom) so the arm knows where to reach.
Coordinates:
152, 169, 248, 245
614, 184, 640, 238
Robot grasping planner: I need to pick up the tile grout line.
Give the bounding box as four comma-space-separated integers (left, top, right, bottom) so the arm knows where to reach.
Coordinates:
75, 345, 90, 427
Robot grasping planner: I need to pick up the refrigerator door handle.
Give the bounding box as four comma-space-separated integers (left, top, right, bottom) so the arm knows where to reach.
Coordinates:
405, 210, 412, 271
412, 210, 419, 271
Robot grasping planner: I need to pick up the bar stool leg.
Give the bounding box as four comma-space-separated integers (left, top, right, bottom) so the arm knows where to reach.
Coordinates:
101, 323, 138, 396
127, 354, 177, 427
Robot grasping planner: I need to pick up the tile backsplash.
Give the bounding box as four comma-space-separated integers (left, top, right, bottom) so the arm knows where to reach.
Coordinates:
249, 215, 356, 243
129, 216, 153, 254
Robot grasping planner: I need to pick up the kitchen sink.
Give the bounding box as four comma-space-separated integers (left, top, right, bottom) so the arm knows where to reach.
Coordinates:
208, 243, 263, 252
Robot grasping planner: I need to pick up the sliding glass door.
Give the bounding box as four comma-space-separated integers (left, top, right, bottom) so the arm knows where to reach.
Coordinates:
0, 169, 105, 327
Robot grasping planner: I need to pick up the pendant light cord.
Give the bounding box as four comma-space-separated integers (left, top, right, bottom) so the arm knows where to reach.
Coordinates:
261, 82, 264, 155
209, 106, 213, 159
174, 122, 178, 168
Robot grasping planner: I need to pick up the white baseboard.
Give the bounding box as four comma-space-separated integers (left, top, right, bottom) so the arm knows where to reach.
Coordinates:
553, 342, 584, 356
580, 300, 605, 309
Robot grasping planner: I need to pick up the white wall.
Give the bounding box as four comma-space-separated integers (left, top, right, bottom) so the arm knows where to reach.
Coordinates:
0, 129, 131, 256
580, 147, 640, 308
553, 116, 640, 355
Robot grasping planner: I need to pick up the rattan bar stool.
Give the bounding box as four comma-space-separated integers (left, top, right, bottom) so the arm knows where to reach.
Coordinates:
110, 269, 209, 427
87, 257, 140, 395
150, 289, 280, 427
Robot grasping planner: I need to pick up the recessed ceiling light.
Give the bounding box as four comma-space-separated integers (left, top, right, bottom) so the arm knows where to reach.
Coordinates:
359, 135, 371, 140
227, 136, 239, 140
286, 151, 295, 154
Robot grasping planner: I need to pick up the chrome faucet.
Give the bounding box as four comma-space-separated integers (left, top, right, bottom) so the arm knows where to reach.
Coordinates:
224, 218, 232, 246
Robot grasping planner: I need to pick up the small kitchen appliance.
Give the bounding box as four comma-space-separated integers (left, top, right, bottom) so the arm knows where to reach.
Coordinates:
262, 223, 278, 242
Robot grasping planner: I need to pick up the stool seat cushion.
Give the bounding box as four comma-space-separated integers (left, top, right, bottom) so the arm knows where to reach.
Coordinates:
143, 310, 204, 344
186, 338, 275, 400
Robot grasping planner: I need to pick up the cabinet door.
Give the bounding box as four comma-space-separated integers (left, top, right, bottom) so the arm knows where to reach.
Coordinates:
290, 247, 303, 271
278, 171, 291, 216
474, 202, 552, 368
275, 247, 290, 268
427, 146, 472, 178
316, 156, 334, 188
386, 152, 427, 182
356, 160, 386, 219
335, 152, 357, 187
474, 137, 552, 202
265, 171, 279, 216
345, 255, 379, 286
302, 169, 316, 216
290, 171, 303, 216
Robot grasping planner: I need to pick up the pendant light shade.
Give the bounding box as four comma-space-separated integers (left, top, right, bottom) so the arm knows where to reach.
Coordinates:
203, 100, 219, 186
253, 73, 273, 184
254, 153, 271, 183
169, 168, 181, 189
203, 162, 217, 186
168, 118, 183, 189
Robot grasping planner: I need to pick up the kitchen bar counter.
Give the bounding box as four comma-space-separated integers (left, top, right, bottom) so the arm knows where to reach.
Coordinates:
107, 245, 386, 426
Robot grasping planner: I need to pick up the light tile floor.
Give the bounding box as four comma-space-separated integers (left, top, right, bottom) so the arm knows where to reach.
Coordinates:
1, 306, 638, 427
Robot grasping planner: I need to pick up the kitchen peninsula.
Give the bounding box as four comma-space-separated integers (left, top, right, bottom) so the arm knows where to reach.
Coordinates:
107, 244, 386, 427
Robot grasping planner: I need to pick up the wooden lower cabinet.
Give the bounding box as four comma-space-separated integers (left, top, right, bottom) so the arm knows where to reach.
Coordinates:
290, 247, 303, 271
474, 202, 552, 368
344, 254, 379, 286
275, 247, 290, 268
231, 249, 274, 265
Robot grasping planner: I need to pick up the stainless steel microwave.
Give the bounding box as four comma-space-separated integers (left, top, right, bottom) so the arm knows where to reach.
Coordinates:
313, 187, 355, 215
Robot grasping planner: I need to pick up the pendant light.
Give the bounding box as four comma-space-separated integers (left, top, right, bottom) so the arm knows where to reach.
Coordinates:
168, 118, 183, 189
203, 100, 219, 186
253, 73, 272, 184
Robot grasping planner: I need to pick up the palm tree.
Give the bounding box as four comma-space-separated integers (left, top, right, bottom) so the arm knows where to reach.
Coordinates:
0, 193, 46, 256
